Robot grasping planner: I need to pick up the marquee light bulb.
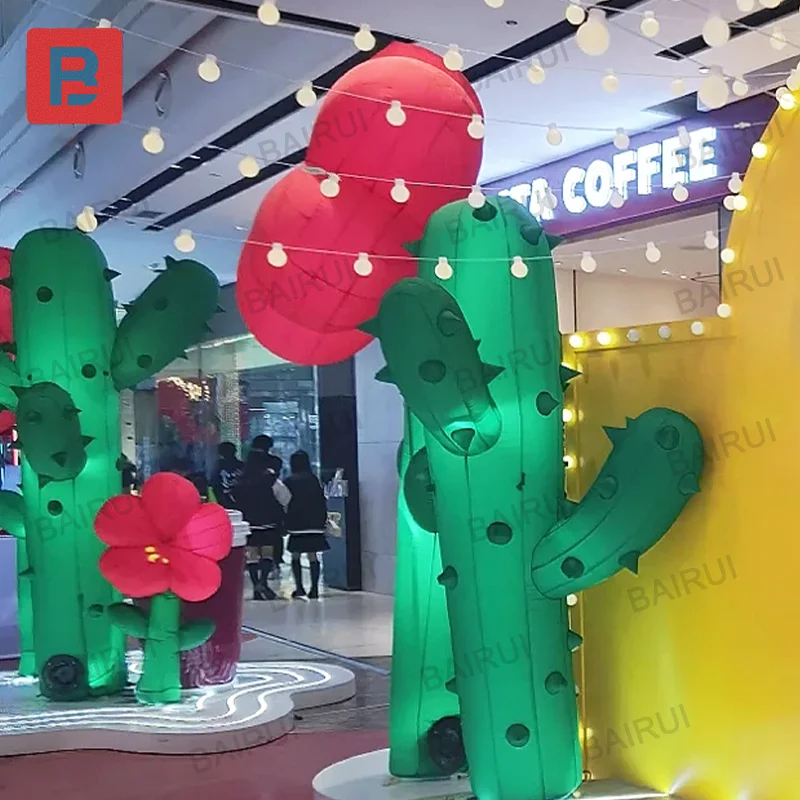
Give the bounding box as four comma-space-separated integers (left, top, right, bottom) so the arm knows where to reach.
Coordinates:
626, 328, 641, 343
787, 70, 800, 91
527, 58, 546, 84
704, 230, 719, 249
771, 26, 787, 50
238, 155, 260, 178
658, 325, 672, 340
613, 128, 630, 150
609, 189, 624, 208
443, 45, 464, 71
97, 18, 112, 28
732, 76, 749, 97
546, 123, 563, 146
645, 241, 661, 263
386, 100, 406, 126
779, 91, 796, 110
640, 10, 660, 37
142, 127, 164, 154
76, 206, 98, 233
671, 78, 686, 97
468, 185, 486, 208
580, 251, 597, 273
267, 243, 287, 267
602, 69, 619, 93
751, 141, 768, 158
702, 14, 730, 47
353, 24, 376, 51
698, 68, 729, 110
576, 9, 610, 56
511, 256, 529, 278
717, 303, 732, 318
720, 247, 735, 264
672, 183, 689, 202
596, 331, 612, 346
723, 195, 736, 211
390, 178, 410, 203
564, 454, 576, 469
776, 86, 789, 101
354, 252, 373, 276
295, 82, 317, 107
467, 114, 485, 140
566, 3, 586, 25
562, 408, 575, 423
732, 194, 748, 211
691, 321, 705, 336
435, 257, 453, 280
737, 0, 755, 9
567, 593, 578, 606
198, 54, 220, 82
568, 334, 584, 348
174, 229, 195, 254
257, 1, 280, 24
320, 173, 340, 198
727, 172, 743, 193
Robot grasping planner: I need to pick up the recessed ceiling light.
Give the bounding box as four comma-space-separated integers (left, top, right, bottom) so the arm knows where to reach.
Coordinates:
170, 164, 182, 170
680, 274, 688, 279
619, 267, 627, 273
505, 19, 518, 25
617, 236, 628, 242
554, 260, 562, 266
661, 269, 672, 275
235, 225, 246, 231
698, 66, 709, 74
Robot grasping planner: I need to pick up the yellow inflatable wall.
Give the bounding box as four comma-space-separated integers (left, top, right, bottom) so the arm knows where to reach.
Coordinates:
563, 105, 795, 799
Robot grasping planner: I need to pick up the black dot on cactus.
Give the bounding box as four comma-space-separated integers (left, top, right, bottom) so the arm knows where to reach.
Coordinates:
561, 556, 584, 578
36, 286, 54, 302
655, 425, 680, 450
153, 296, 169, 311
596, 476, 618, 499
47, 500, 63, 516
419, 360, 446, 383
545, 671, 568, 695
25, 410, 42, 424
505, 723, 530, 748
535, 391, 559, 416
487, 521, 512, 545
87, 605, 104, 618
437, 566, 458, 589
472, 202, 498, 222
81, 364, 97, 379
137, 354, 153, 369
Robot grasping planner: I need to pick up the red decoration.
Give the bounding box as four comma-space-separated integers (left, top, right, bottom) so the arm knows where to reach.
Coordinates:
237, 43, 483, 365
95, 473, 232, 602
0, 248, 15, 435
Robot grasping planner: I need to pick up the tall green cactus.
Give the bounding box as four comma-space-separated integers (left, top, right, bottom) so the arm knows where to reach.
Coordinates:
0, 229, 219, 700
366, 197, 703, 800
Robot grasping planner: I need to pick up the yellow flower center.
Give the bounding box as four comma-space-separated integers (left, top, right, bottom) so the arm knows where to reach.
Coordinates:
145, 545, 167, 564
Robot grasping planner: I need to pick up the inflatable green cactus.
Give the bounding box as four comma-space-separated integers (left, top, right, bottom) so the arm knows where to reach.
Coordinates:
366, 198, 703, 800
0, 229, 219, 699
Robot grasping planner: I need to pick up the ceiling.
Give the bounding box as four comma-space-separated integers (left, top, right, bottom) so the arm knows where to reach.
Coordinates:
0, 0, 793, 302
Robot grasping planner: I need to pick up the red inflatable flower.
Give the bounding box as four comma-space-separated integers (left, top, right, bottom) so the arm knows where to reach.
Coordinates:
95, 473, 232, 602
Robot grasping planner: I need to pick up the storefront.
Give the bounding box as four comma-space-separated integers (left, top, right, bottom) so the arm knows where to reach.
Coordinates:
484, 95, 775, 332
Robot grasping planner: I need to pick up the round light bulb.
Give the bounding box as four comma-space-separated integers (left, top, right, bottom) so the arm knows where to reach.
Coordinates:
704, 230, 719, 249
467, 114, 485, 140
640, 10, 660, 37
672, 183, 689, 202
677, 125, 691, 148
354, 253, 373, 276
267, 243, 288, 267
546, 123, 563, 146
626, 328, 641, 343
751, 141, 768, 158
698, 69, 729, 110
771, 26, 787, 50
386, 100, 406, 127
174, 229, 195, 254
353, 24, 376, 51
239, 155, 260, 178
702, 15, 730, 47
732, 194, 748, 211
443, 45, 464, 71
658, 325, 672, 340
511, 256, 529, 278
736, 0, 755, 9
198, 54, 220, 83
295, 82, 317, 107
613, 128, 630, 149
568, 334, 584, 348
142, 127, 164, 154
97, 18, 112, 28
732, 77, 749, 97
717, 303, 732, 318
720, 247, 735, 264
527, 59, 546, 84
485, 0, 504, 7
562, 408, 575, 423
671, 78, 686, 97
779, 92, 796, 110
596, 331, 612, 346
609, 189, 624, 208
435, 257, 453, 280
566, 3, 586, 25
728, 172, 743, 193
576, 9, 610, 56
602, 69, 619, 93
787, 70, 800, 91
567, 593, 578, 607
760, 0, 781, 6
690, 321, 705, 336
320, 173, 341, 198
723, 195, 736, 211
257, 1, 280, 25
468, 186, 486, 208
580, 251, 597, 273
76, 206, 98, 233
390, 178, 410, 204
564, 454, 576, 469
645, 242, 661, 263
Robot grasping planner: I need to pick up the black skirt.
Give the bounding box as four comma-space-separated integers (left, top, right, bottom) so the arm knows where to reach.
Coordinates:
287, 531, 329, 554
246, 526, 283, 548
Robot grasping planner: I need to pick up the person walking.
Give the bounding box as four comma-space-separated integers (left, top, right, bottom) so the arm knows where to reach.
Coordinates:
234, 448, 291, 600
284, 450, 329, 599
251, 434, 285, 572
211, 441, 244, 509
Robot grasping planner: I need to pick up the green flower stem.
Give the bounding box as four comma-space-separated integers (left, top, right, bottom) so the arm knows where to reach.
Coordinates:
136, 592, 182, 705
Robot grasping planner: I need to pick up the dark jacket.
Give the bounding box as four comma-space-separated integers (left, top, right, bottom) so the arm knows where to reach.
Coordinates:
284, 473, 327, 532
235, 469, 285, 529
211, 457, 244, 509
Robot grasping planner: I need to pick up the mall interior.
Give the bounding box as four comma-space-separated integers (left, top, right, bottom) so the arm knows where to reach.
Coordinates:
0, 1, 795, 799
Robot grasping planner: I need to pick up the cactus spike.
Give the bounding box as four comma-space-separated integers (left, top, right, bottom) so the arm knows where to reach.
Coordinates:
358, 316, 381, 337
0, 277, 13, 290
38, 475, 54, 489
178, 351, 189, 360
82, 436, 95, 447
9, 440, 22, 450
545, 233, 564, 249
403, 240, 422, 257
559, 364, 581, 387
482, 363, 504, 384
619, 550, 640, 575
445, 677, 458, 694
625, 416, 636, 427
602, 425, 626, 446
164, 256, 178, 269
375, 366, 395, 384
474, 338, 481, 348
122, 303, 135, 311
216, 305, 225, 313
51, 451, 69, 467
567, 631, 583, 651
11, 386, 27, 399
103, 268, 121, 281
203, 323, 213, 333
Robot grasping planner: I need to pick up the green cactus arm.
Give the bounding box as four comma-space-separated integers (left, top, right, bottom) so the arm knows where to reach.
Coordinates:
178, 619, 215, 651
107, 603, 149, 638
111, 256, 220, 390
531, 408, 704, 598
0, 490, 25, 537
0, 352, 20, 409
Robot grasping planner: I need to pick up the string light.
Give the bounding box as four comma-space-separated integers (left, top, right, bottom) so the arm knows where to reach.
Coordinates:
760, 0, 781, 7
640, 10, 660, 37
566, 593, 578, 606
787, 70, 800, 91
702, 15, 730, 47
546, 123, 563, 146
779, 91, 796, 110
720, 248, 735, 264
580, 251, 597, 273
386, 100, 406, 126
723, 195, 736, 211
267, 243, 288, 267
257, 1, 280, 25
354, 252, 373, 276
727, 173, 743, 193
76, 206, 98, 233
468, 185, 486, 208
602, 69, 619, 93
485, 0, 505, 7
239, 155, 260, 178
295, 82, 317, 107
566, 3, 586, 25
576, 9, 610, 56
320, 173, 341, 198
443, 45, 464, 71
671, 78, 685, 97
645, 242, 661, 263
174, 229, 196, 253
704, 230, 719, 249
732, 194, 748, 211
467, 114, 485, 139
751, 141, 768, 158
771, 26, 787, 50
435, 257, 453, 280
672, 183, 689, 202
732, 77, 749, 97
716, 303, 732, 318
198, 54, 220, 82
568, 334, 584, 348
527, 58, 546, 84
698, 67, 729, 110
353, 24, 376, 51
142, 127, 164, 154
511, 256, 529, 278
564, 454, 576, 469
613, 128, 629, 149
97, 18, 112, 28
390, 178, 410, 203
562, 408, 575, 423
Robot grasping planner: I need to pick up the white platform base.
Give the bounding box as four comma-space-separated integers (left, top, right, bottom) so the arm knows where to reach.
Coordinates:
0, 651, 355, 756
313, 749, 673, 800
